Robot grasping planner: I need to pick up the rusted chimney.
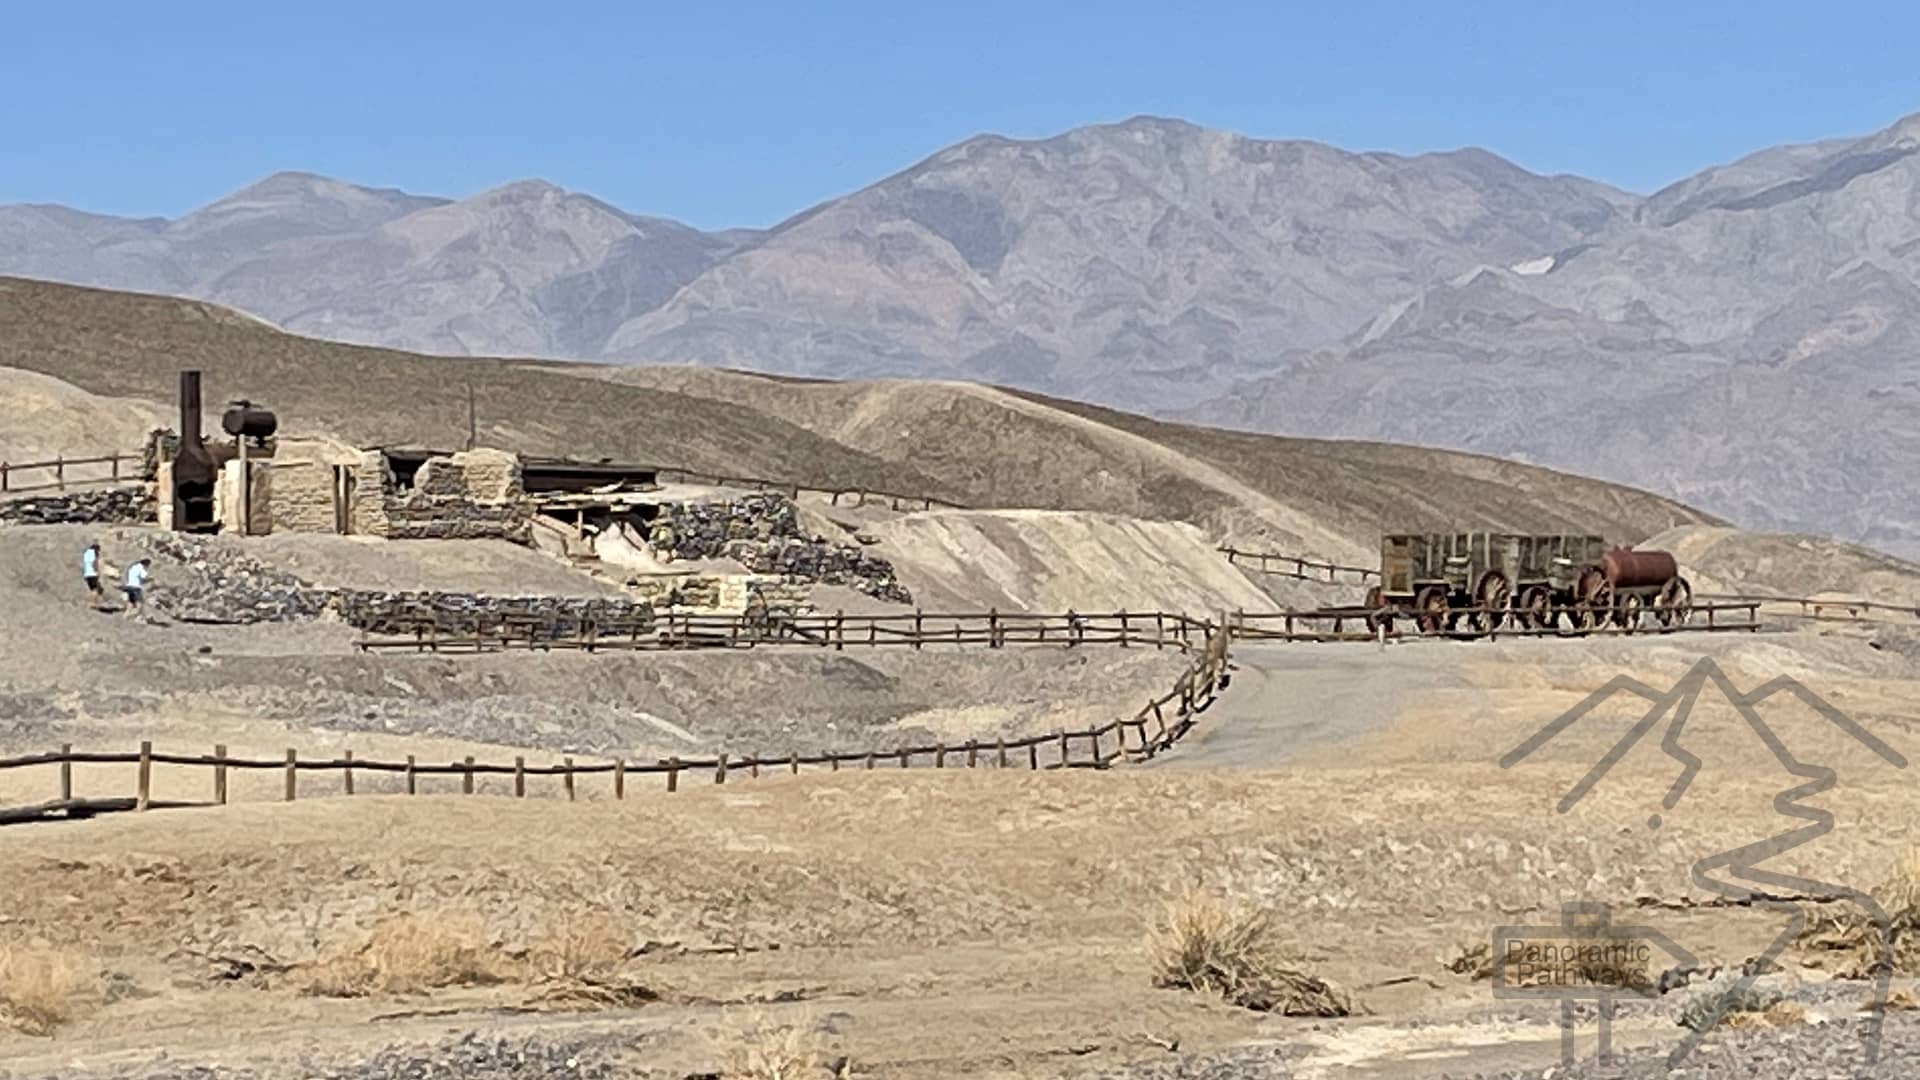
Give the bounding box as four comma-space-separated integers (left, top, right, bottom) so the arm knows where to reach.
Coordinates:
171, 369, 218, 530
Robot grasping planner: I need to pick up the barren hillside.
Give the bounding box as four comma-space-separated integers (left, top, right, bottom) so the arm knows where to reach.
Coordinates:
1, 276, 1714, 566
607, 365, 1718, 561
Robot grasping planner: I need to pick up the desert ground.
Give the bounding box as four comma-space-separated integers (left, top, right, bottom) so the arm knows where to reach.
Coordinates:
4, 287, 1920, 1078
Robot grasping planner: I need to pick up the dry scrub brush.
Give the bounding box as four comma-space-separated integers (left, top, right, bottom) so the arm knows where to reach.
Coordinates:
712, 1010, 846, 1079
0, 940, 99, 1036
301, 913, 509, 997
1797, 845, 1920, 978
1148, 888, 1350, 1016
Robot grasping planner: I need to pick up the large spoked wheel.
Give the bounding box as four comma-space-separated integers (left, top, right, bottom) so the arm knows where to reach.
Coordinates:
1616, 593, 1644, 632
1414, 586, 1450, 635
1472, 571, 1512, 634
1516, 585, 1554, 630
1574, 568, 1613, 632
1657, 577, 1693, 627
1364, 586, 1393, 636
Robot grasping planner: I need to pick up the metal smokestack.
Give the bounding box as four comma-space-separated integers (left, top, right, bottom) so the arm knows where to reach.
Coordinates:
171, 369, 218, 530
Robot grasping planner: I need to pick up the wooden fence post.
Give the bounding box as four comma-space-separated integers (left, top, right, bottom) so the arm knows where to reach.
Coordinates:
461, 756, 474, 794
514, 756, 526, 797
284, 749, 297, 802
1028, 741, 1039, 770
1119, 610, 1130, 646
136, 741, 152, 811
835, 610, 846, 651
562, 758, 575, 800
864, 752, 875, 770
405, 754, 417, 795
788, 752, 799, 775
212, 743, 226, 805
966, 740, 978, 767
899, 749, 910, 769
614, 759, 626, 799
715, 754, 729, 784
914, 609, 923, 650
996, 737, 1007, 768
989, 608, 1000, 648
1090, 729, 1103, 765
343, 749, 355, 796
58, 742, 72, 802
667, 758, 680, 792
54, 455, 65, 491
1057, 730, 1069, 768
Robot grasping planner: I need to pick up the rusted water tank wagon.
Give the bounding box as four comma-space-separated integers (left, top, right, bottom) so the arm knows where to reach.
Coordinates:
221, 401, 278, 440
1575, 546, 1691, 628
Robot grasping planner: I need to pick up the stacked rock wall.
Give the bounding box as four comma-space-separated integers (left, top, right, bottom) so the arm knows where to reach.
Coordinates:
383, 450, 530, 542
330, 590, 654, 637
0, 488, 149, 526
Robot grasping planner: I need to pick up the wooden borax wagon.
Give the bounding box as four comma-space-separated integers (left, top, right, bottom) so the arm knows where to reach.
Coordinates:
1370, 532, 1609, 632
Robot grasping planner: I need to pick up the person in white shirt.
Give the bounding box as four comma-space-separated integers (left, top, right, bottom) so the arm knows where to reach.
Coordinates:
123, 558, 152, 613
80, 542, 103, 602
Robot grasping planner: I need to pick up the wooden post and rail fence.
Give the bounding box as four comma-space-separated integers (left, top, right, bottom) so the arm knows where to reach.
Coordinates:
0, 452, 142, 496
0, 618, 1232, 823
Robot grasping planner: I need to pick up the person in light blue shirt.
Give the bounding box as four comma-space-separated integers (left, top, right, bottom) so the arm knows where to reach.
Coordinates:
80, 542, 103, 601
123, 558, 151, 613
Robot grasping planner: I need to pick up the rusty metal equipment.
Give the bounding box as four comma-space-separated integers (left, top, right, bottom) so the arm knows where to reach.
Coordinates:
220, 400, 278, 440
170, 370, 218, 532
1576, 547, 1692, 629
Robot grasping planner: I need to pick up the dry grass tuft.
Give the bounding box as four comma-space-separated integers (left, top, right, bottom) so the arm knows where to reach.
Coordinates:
0, 940, 99, 1036
713, 1011, 845, 1079
529, 911, 630, 983
1148, 889, 1351, 1016
1676, 980, 1796, 1032
1797, 845, 1920, 978
301, 913, 509, 997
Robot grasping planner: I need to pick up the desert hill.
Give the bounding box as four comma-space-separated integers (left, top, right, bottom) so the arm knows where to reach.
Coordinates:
0, 276, 1713, 564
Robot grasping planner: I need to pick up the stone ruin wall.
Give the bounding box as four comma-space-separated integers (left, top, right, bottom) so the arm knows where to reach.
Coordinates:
648, 493, 909, 604
382, 449, 530, 542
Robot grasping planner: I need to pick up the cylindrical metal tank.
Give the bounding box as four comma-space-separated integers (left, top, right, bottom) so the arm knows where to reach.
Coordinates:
1601, 547, 1678, 590
221, 404, 278, 439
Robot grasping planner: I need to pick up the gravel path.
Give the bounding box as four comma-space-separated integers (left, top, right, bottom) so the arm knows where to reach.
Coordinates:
0, 1034, 627, 1080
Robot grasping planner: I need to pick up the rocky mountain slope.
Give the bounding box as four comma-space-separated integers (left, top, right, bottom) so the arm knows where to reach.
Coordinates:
1192, 112, 1920, 557
0, 277, 1712, 564
5, 113, 1915, 553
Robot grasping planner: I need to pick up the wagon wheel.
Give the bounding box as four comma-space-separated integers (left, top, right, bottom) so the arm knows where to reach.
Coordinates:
1616, 593, 1644, 632
1363, 586, 1392, 635
1657, 577, 1693, 627
1573, 568, 1612, 632
1414, 586, 1450, 635
1472, 571, 1512, 634
1516, 585, 1553, 631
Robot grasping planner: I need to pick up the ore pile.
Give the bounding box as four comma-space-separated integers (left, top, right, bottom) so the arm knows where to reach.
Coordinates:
653, 494, 911, 603
0, 487, 149, 525
138, 532, 330, 623
730, 537, 912, 604
333, 590, 655, 638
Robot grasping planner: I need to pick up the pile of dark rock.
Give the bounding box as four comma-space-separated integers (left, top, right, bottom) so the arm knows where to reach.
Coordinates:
729, 536, 912, 604
138, 532, 330, 623
651, 494, 911, 603
1871, 624, 1920, 661
332, 590, 655, 638
650, 492, 799, 557
0, 487, 149, 525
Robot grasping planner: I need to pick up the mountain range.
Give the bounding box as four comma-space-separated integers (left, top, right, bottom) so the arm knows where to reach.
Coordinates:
3, 113, 1917, 555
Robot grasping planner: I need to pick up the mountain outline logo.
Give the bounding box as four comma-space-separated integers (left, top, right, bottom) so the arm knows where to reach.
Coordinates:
1498, 656, 1907, 1067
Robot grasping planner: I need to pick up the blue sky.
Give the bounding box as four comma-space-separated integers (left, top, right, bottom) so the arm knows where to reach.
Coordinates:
5, 1, 1918, 229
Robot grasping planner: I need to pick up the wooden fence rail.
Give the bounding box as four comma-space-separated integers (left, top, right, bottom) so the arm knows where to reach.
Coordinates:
1218, 546, 1378, 584
0, 452, 143, 496
0, 625, 1230, 823
1694, 593, 1920, 624
647, 465, 966, 512
353, 601, 1764, 655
